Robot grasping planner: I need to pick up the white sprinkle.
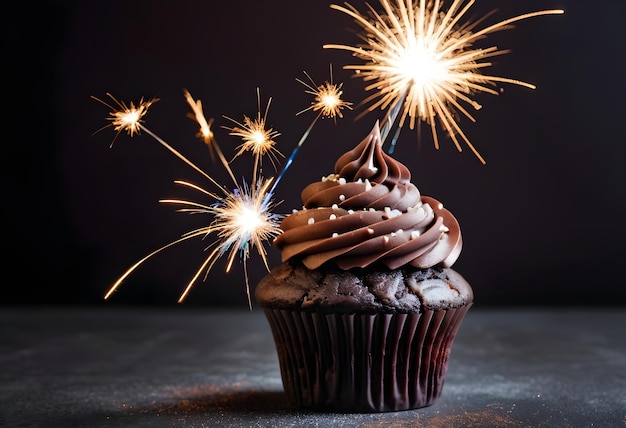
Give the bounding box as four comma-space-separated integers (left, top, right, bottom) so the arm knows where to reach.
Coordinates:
411, 231, 420, 239
383, 236, 390, 244
339, 194, 345, 201
437, 202, 444, 210
365, 179, 372, 191
338, 178, 346, 185
348, 210, 354, 214
356, 178, 363, 183
307, 218, 315, 225
383, 207, 402, 219
367, 228, 375, 235
329, 214, 337, 220
332, 203, 339, 209
439, 225, 449, 233
332, 232, 339, 238
369, 208, 375, 212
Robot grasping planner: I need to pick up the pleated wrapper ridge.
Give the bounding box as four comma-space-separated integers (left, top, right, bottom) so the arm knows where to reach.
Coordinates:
264, 305, 470, 412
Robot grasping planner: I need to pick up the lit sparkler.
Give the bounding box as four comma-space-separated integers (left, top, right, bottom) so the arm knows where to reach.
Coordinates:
223, 88, 284, 178
91, 93, 158, 146
297, 65, 353, 121
271, 67, 352, 195
324, 0, 564, 163
94, 91, 283, 308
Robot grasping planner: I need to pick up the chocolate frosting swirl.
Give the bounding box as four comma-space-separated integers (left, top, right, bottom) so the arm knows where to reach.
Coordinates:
274, 122, 462, 270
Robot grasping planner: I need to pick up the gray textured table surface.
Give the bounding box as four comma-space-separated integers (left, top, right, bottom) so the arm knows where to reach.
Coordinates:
1, 306, 625, 427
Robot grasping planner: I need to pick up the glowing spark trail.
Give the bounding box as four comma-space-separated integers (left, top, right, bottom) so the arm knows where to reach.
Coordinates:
183, 90, 237, 185
95, 91, 283, 308
324, 0, 564, 163
183, 88, 218, 163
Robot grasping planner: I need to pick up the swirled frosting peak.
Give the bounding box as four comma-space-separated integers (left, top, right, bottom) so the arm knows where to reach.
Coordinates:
274, 122, 462, 271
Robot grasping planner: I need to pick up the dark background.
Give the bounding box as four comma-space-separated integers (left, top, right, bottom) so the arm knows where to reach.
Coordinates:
4, 0, 625, 308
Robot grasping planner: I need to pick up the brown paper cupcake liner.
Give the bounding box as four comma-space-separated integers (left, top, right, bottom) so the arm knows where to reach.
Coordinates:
263, 306, 470, 412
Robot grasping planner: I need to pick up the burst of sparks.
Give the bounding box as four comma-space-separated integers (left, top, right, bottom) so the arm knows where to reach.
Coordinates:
223, 89, 284, 174
95, 91, 283, 309
297, 65, 353, 121
324, 0, 564, 163
91, 93, 158, 147
158, 177, 282, 306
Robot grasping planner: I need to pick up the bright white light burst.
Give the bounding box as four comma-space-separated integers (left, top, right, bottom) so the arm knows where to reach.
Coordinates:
297, 67, 353, 121
160, 177, 282, 305
324, 0, 564, 163
91, 94, 158, 146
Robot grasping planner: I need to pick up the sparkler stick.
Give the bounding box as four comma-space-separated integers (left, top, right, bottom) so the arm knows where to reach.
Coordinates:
378, 87, 408, 153
270, 112, 320, 197
324, 0, 564, 163
137, 124, 227, 192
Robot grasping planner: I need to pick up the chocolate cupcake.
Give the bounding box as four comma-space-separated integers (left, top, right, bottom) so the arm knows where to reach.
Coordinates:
255, 122, 473, 412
